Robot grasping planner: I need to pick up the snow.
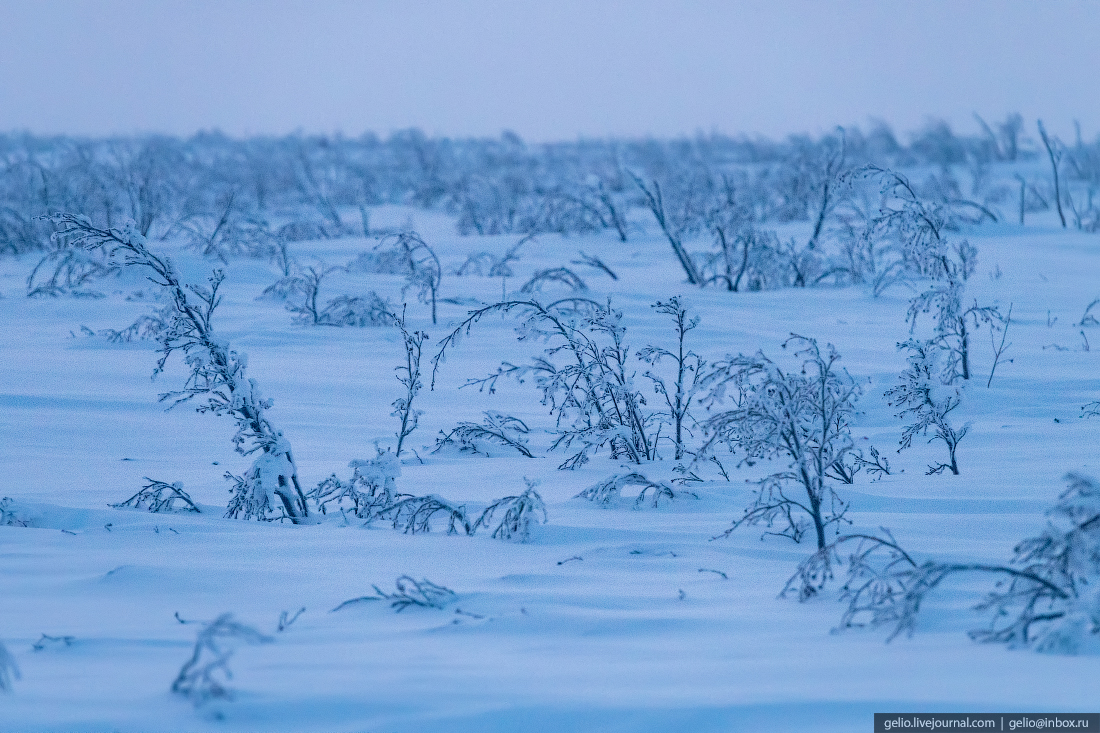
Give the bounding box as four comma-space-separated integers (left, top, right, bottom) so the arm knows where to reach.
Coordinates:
2, 204, 1099, 730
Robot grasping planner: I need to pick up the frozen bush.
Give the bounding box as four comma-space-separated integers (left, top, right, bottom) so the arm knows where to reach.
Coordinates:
808, 475, 1100, 654
332, 576, 456, 613
434, 412, 534, 458
704, 336, 861, 550
435, 297, 656, 469
885, 339, 969, 475
308, 452, 399, 519
576, 472, 689, 509
474, 480, 547, 541
111, 478, 200, 514
51, 215, 309, 523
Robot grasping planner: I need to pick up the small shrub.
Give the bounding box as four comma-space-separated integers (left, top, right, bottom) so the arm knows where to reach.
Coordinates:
332, 576, 456, 613
434, 412, 534, 458
474, 480, 547, 541
111, 478, 200, 514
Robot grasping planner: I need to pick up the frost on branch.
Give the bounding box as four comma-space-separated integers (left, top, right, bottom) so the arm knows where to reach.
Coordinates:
474, 479, 547, 541
308, 452, 400, 520
112, 478, 200, 514
576, 472, 690, 509
704, 335, 861, 550
801, 475, 1100, 654
886, 339, 969, 475
50, 214, 309, 523
434, 412, 534, 458
434, 297, 657, 470
332, 576, 456, 613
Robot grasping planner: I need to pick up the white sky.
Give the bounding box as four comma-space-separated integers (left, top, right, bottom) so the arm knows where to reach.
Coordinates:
1, 0, 1097, 142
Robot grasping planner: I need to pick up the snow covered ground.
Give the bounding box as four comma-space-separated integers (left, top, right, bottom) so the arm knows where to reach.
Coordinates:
1, 204, 1098, 731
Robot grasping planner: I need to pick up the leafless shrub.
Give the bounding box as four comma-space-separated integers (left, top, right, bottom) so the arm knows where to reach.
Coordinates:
704, 336, 860, 550
333, 576, 456, 613
473, 479, 547, 541
51, 215, 309, 523
638, 297, 706, 460
26, 244, 118, 298
1078, 298, 1100, 327
434, 412, 534, 458
378, 494, 472, 535
93, 303, 173, 342
575, 472, 689, 508
171, 613, 272, 705
886, 339, 969, 475
111, 478, 200, 514
520, 267, 587, 293
571, 251, 618, 280
308, 452, 399, 519
32, 634, 74, 651
435, 297, 656, 470
369, 231, 442, 324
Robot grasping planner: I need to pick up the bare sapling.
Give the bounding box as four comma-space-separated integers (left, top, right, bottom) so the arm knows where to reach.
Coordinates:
391, 308, 427, 460
886, 339, 969, 475
638, 297, 706, 460
987, 303, 1013, 388
704, 335, 861, 550
50, 214, 309, 523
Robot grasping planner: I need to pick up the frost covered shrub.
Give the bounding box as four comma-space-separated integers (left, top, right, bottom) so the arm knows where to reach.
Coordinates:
112, 478, 200, 514
886, 339, 969, 475
357, 231, 442, 324
333, 576, 456, 613
27, 245, 119, 298
434, 412, 534, 458
436, 298, 656, 469
575, 472, 689, 509
704, 336, 861, 550
308, 452, 400, 519
171, 613, 271, 705
51, 215, 309, 523
262, 263, 393, 328
474, 480, 547, 541
804, 475, 1100, 654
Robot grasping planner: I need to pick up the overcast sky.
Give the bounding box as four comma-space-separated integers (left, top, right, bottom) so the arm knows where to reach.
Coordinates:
1, 0, 1097, 142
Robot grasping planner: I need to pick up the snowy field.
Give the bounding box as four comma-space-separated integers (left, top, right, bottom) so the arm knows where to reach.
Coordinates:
2, 199, 1099, 731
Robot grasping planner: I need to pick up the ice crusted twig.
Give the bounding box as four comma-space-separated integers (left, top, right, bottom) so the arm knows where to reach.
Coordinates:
576, 472, 691, 508
111, 478, 200, 514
